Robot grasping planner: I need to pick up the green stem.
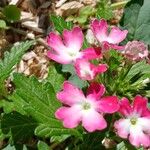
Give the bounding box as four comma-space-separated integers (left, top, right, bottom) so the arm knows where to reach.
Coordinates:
111, 0, 130, 9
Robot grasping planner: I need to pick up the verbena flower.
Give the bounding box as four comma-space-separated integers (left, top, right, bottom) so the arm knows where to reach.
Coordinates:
55, 81, 119, 132
47, 27, 101, 64
74, 58, 107, 80
91, 19, 128, 50
114, 95, 150, 147
124, 41, 148, 61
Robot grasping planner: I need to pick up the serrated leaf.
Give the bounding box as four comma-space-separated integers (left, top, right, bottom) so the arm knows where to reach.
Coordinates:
0, 41, 34, 97
12, 73, 81, 138
120, 0, 150, 44
1, 112, 37, 142
96, 0, 113, 20
3, 5, 21, 22
50, 15, 73, 34
47, 64, 65, 92
125, 61, 150, 81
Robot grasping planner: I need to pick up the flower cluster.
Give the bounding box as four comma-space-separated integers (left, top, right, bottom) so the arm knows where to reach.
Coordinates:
47, 19, 150, 148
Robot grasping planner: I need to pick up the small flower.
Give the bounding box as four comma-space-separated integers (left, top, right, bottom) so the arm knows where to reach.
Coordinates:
47, 27, 101, 64
91, 19, 128, 50
124, 41, 148, 61
114, 95, 150, 147
55, 81, 119, 132
74, 58, 107, 80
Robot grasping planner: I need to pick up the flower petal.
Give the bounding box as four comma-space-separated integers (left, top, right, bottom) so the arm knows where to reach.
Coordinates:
47, 51, 71, 64
91, 19, 108, 43
47, 32, 66, 53
98, 96, 119, 113
82, 109, 107, 132
129, 124, 150, 147
114, 119, 130, 139
55, 106, 82, 128
108, 27, 128, 44
74, 59, 95, 80
87, 83, 105, 100
57, 81, 85, 106
119, 98, 132, 117
133, 95, 150, 117
81, 47, 102, 60
63, 27, 83, 52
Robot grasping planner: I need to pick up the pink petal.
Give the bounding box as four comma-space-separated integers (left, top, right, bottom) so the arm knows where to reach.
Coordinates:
63, 27, 83, 52
129, 128, 150, 147
95, 64, 108, 74
98, 96, 119, 113
81, 47, 102, 60
47, 32, 66, 53
57, 81, 85, 106
102, 41, 125, 51
47, 51, 71, 64
91, 19, 108, 43
133, 95, 150, 117
74, 59, 95, 80
108, 27, 128, 44
119, 98, 132, 117
74, 59, 107, 81
87, 83, 105, 100
55, 106, 82, 128
82, 109, 107, 132
114, 119, 130, 139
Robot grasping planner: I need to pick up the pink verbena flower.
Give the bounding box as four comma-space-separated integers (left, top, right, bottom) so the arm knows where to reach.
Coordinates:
124, 41, 148, 61
114, 95, 150, 147
91, 19, 128, 50
55, 81, 119, 132
47, 27, 101, 64
74, 58, 107, 80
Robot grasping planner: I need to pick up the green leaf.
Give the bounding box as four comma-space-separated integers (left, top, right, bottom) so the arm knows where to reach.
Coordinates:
68, 74, 88, 89
125, 61, 150, 81
0, 100, 14, 113
0, 41, 34, 97
78, 132, 105, 150
12, 73, 81, 138
75, 6, 94, 24
0, 20, 7, 29
1, 112, 37, 142
3, 5, 21, 22
120, 0, 150, 44
50, 15, 73, 34
96, 0, 113, 20
47, 64, 65, 92
37, 141, 50, 150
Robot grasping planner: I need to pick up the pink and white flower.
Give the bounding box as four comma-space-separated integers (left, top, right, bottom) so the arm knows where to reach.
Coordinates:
55, 81, 119, 132
74, 59, 107, 80
47, 27, 101, 64
91, 19, 128, 50
124, 40, 149, 61
114, 95, 150, 147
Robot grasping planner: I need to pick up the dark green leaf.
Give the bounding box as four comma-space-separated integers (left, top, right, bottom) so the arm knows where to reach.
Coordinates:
1, 112, 37, 142
3, 5, 21, 22
120, 0, 150, 44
